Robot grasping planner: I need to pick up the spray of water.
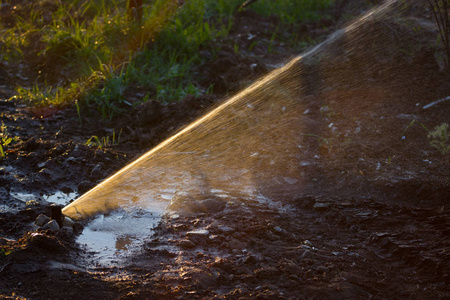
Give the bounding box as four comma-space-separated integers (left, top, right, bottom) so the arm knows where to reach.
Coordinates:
63, 0, 426, 219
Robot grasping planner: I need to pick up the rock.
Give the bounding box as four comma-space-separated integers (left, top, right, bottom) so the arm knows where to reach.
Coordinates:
217, 225, 235, 234
186, 229, 209, 244
62, 216, 74, 228
313, 202, 331, 211
179, 239, 196, 249
35, 214, 50, 227
42, 219, 60, 231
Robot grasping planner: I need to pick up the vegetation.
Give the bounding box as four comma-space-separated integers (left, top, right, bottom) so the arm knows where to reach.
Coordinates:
1, 0, 334, 120
427, 0, 450, 69
428, 123, 450, 155
86, 129, 122, 149
0, 122, 19, 159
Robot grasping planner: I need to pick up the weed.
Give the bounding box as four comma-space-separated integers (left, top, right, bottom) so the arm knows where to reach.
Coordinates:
75, 99, 82, 126
0, 122, 18, 159
248, 40, 259, 51
428, 123, 450, 155
0, 248, 12, 256
402, 119, 429, 139
86, 129, 122, 149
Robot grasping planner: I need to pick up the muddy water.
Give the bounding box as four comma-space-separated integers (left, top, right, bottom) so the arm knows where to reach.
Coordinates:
10, 191, 78, 206
8, 189, 165, 267
77, 207, 164, 267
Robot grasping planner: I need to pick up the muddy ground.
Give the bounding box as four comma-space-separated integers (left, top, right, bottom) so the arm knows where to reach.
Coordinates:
1, 1, 450, 299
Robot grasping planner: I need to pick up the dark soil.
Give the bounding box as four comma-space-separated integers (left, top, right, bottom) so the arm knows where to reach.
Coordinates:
1, 1, 449, 299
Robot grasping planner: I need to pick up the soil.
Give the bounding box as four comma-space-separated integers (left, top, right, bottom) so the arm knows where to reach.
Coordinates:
1, 1, 450, 299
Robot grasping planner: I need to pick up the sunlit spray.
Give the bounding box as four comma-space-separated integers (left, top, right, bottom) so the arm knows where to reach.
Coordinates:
63, 0, 420, 220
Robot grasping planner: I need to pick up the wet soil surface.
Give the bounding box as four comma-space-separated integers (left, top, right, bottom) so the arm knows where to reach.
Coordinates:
1, 1, 450, 299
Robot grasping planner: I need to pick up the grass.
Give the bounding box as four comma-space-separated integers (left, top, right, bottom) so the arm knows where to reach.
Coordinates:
1, 0, 334, 120
0, 122, 19, 160
86, 128, 122, 149
428, 123, 450, 155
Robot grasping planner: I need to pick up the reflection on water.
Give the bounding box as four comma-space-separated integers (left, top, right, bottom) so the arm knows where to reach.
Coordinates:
77, 207, 164, 267
44, 191, 78, 205
11, 191, 77, 205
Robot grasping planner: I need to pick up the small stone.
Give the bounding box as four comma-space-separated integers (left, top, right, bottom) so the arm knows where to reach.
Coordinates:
313, 202, 331, 211
42, 219, 60, 231
35, 214, 50, 227
218, 225, 235, 234
62, 216, 74, 228
187, 229, 209, 237
273, 226, 285, 234
179, 239, 196, 249
37, 162, 46, 169
186, 229, 209, 244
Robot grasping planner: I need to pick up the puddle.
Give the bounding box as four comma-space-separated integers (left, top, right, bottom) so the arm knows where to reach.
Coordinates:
77, 207, 164, 267
44, 191, 77, 206
10, 191, 77, 206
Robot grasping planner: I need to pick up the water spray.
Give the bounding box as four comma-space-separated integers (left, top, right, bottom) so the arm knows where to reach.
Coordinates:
63, 0, 424, 220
